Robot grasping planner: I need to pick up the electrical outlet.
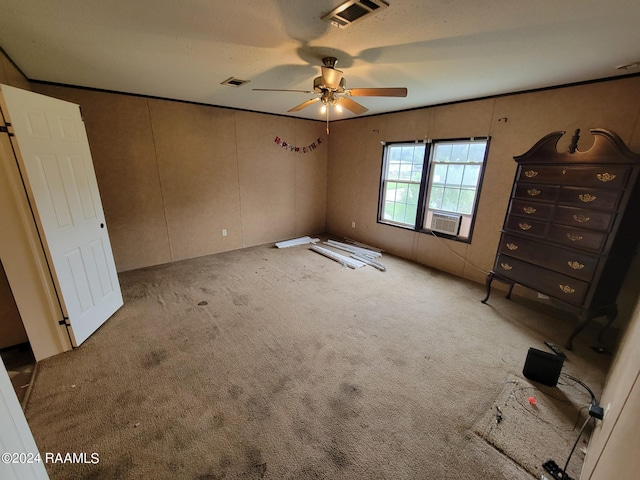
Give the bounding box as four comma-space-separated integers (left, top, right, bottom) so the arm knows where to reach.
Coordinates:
352, 221, 356, 228
222, 229, 227, 237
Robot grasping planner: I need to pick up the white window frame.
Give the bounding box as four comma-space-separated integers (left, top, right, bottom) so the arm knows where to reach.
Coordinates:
378, 142, 426, 227
378, 137, 489, 242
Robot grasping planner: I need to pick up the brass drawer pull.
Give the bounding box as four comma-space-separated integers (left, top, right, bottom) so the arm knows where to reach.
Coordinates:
559, 284, 576, 294
524, 170, 539, 178
527, 188, 541, 196
568, 261, 585, 270
500, 263, 512, 271
523, 206, 537, 214
597, 172, 616, 182
573, 214, 590, 223
579, 193, 597, 203
506, 243, 518, 251
567, 233, 583, 241
519, 223, 532, 231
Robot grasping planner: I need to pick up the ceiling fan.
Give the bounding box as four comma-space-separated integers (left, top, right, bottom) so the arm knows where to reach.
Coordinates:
253, 57, 407, 132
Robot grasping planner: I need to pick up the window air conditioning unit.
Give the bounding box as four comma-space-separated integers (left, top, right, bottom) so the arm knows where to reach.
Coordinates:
430, 212, 462, 235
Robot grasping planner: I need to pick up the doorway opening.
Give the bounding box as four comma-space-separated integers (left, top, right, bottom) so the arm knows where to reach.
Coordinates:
0, 259, 36, 406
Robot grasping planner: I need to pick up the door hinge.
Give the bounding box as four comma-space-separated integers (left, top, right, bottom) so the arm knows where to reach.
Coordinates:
0, 123, 14, 136
58, 316, 69, 326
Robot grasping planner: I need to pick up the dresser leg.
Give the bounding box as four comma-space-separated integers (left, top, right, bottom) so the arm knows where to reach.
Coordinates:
481, 272, 495, 304
505, 283, 514, 300
566, 311, 592, 350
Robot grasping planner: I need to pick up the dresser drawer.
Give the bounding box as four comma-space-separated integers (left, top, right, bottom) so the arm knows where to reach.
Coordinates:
494, 254, 588, 306
499, 233, 599, 281
548, 225, 607, 251
518, 165, 630, 188
514, 184, 558, 203
553, 206, 614, 232
505, 215, 547, 237
509, 200, 553, 220
558, 187, 622, 210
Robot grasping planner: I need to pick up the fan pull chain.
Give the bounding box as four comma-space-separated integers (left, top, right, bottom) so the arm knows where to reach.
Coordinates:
326, 106, 330, 134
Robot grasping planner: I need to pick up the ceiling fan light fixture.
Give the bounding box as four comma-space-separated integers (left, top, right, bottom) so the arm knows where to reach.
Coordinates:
321, 65, 344, 89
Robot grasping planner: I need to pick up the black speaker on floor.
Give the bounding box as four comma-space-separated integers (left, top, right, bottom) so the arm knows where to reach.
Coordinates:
523, 347, 564, 386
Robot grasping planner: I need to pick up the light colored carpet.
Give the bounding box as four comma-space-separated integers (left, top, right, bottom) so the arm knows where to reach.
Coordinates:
24, 240, 612, 479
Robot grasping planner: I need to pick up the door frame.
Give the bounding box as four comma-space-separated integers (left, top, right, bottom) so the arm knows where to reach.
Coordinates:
0, 102, 71, 361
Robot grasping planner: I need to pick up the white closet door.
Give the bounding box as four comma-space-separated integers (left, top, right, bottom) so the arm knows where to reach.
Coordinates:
0, 84, 122, 346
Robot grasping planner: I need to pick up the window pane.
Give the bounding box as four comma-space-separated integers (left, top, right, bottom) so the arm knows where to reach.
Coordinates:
407, 183, 420, 205
458, 189, 476, 214
386, 182, 398, 202
442, 187, 461, 211
445, 164, 464, 186
400, 146, 414, 161
387, 161, 400, 180
411, 161, 424, 182
393, 202, 407, 223
384, 202, 395, 220
400, 185, 410, 203
462, 165, 480, 187
434, 144, 453, 162
468, 143, 487, 163
399, 161, 412, 180
405, 204, 417, 224
432, 164, 447, 185
451, 143, 470, 162
428, 186, 444, 209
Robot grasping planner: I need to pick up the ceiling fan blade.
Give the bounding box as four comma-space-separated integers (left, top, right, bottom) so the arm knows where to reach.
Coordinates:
253, 88, 316, 93
337, 97, 369, 115
321, 66, 343, 89
288, 97, 321, 112
347, 87, 408, 97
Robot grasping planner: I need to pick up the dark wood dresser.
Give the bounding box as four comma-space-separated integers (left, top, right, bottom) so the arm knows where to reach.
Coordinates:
481, 129, 640, 349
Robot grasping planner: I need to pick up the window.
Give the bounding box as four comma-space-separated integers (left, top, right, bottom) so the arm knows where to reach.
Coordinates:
379, 138, 489, 241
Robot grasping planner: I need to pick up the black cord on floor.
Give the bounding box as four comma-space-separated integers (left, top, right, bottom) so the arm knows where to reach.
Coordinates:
561, 373, 597, 405
563, 415, 592, 474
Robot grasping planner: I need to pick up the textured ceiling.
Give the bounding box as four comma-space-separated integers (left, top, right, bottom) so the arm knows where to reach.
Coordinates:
1, 0, 639, 122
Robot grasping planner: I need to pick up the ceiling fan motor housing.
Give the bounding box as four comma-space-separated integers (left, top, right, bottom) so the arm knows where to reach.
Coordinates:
322, 57, 338, 68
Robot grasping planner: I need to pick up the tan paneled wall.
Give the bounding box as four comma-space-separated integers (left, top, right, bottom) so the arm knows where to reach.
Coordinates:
328, 76, 640, 291
0, 50, 30, 349
32, 85, 328, 271
582, 295, 640, 479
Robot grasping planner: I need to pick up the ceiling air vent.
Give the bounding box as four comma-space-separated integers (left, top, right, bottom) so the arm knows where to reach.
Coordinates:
221, 77, 250, 87
322, 0, 389, 28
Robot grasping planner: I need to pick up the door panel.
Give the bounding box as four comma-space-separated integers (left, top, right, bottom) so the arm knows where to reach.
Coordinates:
0, 84, 122, 346
0, 357, 49, 480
